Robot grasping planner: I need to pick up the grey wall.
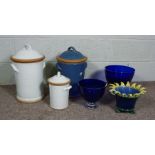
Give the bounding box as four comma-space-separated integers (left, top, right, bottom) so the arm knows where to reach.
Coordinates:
0, 35, 155, 85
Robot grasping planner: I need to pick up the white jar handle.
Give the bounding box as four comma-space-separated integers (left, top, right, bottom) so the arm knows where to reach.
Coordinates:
43, 62, 46, 69
11, 63, 19, 72
64, 85, 72, 91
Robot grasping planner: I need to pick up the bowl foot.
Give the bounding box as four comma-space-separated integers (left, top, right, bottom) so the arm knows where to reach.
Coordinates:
85, 102, 97, 109
115, 107, 135, 114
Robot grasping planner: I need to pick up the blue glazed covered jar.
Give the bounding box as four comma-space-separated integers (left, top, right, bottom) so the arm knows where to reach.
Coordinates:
56, 47, 87, 97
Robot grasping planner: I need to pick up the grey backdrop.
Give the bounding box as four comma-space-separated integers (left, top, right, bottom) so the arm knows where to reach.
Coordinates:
0, 35, 155, 85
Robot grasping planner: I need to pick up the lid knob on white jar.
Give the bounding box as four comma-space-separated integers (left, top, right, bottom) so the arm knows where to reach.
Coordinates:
57, 72, 61, 77
24, 44, 32, 50
48, 71, 70, 86
10, 44, 45, 63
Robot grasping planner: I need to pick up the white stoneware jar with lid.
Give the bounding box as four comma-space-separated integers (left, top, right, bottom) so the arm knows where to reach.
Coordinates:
48, 72, 72, 109
10, 44, 45, 103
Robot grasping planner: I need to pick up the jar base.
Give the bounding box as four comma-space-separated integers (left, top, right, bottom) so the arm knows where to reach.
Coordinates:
115, 107, 135, 114
49, 105, 68, 110
16, 96, 44, 103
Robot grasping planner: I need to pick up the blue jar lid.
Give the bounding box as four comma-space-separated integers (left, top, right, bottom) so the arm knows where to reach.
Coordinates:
57, 47, 87, 63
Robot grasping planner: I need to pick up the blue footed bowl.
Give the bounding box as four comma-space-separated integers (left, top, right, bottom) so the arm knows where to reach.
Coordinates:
79, 79, 107, 109
115, 86, 140, 113
105, 65, 135, 84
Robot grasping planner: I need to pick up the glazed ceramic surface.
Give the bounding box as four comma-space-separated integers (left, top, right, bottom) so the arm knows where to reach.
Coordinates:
48, 72, 72, 109
11, 44, 45, 103
116, 96, 137, 113
109, 82, 146, 113
115, 86, 139, 113
79, 79, 107, 109
105, 65, 135, 84
57, 47, 87, 97
115, 86, 139, 95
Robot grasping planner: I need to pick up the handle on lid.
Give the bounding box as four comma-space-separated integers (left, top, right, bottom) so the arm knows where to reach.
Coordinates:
68, 46, 77, 52
24, 44, 32, 50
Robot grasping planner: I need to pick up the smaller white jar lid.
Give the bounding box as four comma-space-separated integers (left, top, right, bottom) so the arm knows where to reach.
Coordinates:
11, 44, 45, 63
48, 72, 70, 86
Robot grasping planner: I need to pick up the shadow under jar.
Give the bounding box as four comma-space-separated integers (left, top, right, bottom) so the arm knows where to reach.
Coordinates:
79, 79, 107, 109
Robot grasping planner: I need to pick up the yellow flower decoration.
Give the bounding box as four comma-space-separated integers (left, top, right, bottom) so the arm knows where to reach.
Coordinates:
126, 81, 130, 87
131, 83, 136, 88
109, 82, 146, 98
120, 82, 125, 87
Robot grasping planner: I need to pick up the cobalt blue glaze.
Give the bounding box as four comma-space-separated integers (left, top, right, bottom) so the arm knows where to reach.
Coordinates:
116, 96, 137, 113
57, 47, 87, 97
115, 86, 140, 95
105, 65, 135, 84
58, 47, 85, 60
57, 62, 87, 97
79, 79, 107, 109
115, 86, 140, 113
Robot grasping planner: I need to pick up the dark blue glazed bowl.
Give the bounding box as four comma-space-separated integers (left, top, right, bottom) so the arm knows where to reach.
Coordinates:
115, 86, 140, 113
105, 65, 135, 84
79, 79, 107, 109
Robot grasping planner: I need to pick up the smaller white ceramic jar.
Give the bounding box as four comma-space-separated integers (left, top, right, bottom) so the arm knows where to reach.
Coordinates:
48, 72, 72, 109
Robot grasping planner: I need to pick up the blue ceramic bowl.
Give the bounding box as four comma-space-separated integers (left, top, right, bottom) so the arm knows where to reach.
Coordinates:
115, 86, 140, 113
105, 65, 135, 84
79, 79, 107, 109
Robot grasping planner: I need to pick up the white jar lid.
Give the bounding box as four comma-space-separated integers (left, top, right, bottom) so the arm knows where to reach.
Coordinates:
11, 44, 45, 63
48, 72, 70, 86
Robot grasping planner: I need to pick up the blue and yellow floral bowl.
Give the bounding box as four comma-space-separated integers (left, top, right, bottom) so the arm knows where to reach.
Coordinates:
109, 82, 146, 113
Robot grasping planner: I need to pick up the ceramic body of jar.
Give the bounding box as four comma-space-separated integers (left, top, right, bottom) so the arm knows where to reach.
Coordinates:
56, 47, 87, 97
10, 44, 45, 103
116, 95, 137, 113
48, 72, 72, 109
109, 82, 146, 113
